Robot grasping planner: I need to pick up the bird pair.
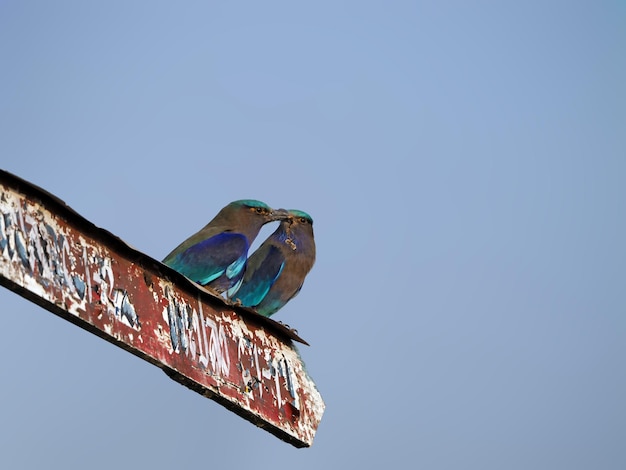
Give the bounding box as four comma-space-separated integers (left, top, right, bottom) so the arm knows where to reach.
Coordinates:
162, 200, 315, 317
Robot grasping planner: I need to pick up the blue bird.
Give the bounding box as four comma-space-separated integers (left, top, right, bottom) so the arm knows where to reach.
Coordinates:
162, 200, 288, 297
233, 209, 316, 317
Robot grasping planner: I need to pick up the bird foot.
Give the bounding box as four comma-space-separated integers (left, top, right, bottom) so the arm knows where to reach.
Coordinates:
277, 320, 299, 335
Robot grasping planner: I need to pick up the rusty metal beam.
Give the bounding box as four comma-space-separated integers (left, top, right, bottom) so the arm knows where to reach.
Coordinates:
0, 169, 324, 448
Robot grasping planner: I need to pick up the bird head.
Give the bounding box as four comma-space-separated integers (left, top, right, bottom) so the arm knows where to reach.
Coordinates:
228, 200, 289, 222
287, 210, 314, 227
284, 209, 314, 241
282, 209, 316, 258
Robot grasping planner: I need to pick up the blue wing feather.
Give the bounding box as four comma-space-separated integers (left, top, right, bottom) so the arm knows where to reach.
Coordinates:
226, 255, 246, 280
165, 232, 248, 285
234, 245, 284, 307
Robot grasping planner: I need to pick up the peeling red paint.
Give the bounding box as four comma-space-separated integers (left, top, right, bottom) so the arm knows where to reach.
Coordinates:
0, 170, 324, 448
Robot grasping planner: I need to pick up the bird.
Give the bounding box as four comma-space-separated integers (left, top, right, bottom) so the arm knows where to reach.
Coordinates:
232, 209, 316, 317
162, 200, 289, 297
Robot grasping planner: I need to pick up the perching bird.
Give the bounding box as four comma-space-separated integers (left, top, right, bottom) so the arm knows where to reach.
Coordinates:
233, 209, 316, 316
162, 200, 288, 297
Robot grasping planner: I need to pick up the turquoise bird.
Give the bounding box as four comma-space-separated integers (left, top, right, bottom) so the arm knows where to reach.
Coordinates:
233, 209, 316, 316
162, 200, 288, 297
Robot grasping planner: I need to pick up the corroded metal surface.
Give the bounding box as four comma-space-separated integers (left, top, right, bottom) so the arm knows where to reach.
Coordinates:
0, 170, 324, 448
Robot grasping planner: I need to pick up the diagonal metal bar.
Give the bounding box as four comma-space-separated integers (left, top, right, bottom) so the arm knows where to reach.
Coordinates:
0, 169, 324, 448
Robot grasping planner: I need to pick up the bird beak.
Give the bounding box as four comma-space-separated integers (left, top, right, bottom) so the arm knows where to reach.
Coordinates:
270, 208, 290, 221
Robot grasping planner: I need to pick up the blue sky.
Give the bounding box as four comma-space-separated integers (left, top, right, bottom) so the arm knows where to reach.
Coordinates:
1, 1, 625, 468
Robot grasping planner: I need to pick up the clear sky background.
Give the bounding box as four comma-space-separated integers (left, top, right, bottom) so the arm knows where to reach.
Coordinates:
1, 1, 625, 468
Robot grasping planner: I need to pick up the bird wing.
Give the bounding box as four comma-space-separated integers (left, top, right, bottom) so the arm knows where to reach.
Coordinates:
233, 245, 285, 307
164, 232, 248, 285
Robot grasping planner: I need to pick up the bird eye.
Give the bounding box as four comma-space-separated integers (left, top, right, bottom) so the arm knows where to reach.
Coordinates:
255, 207, 264, 214
299, 217, 307, 224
